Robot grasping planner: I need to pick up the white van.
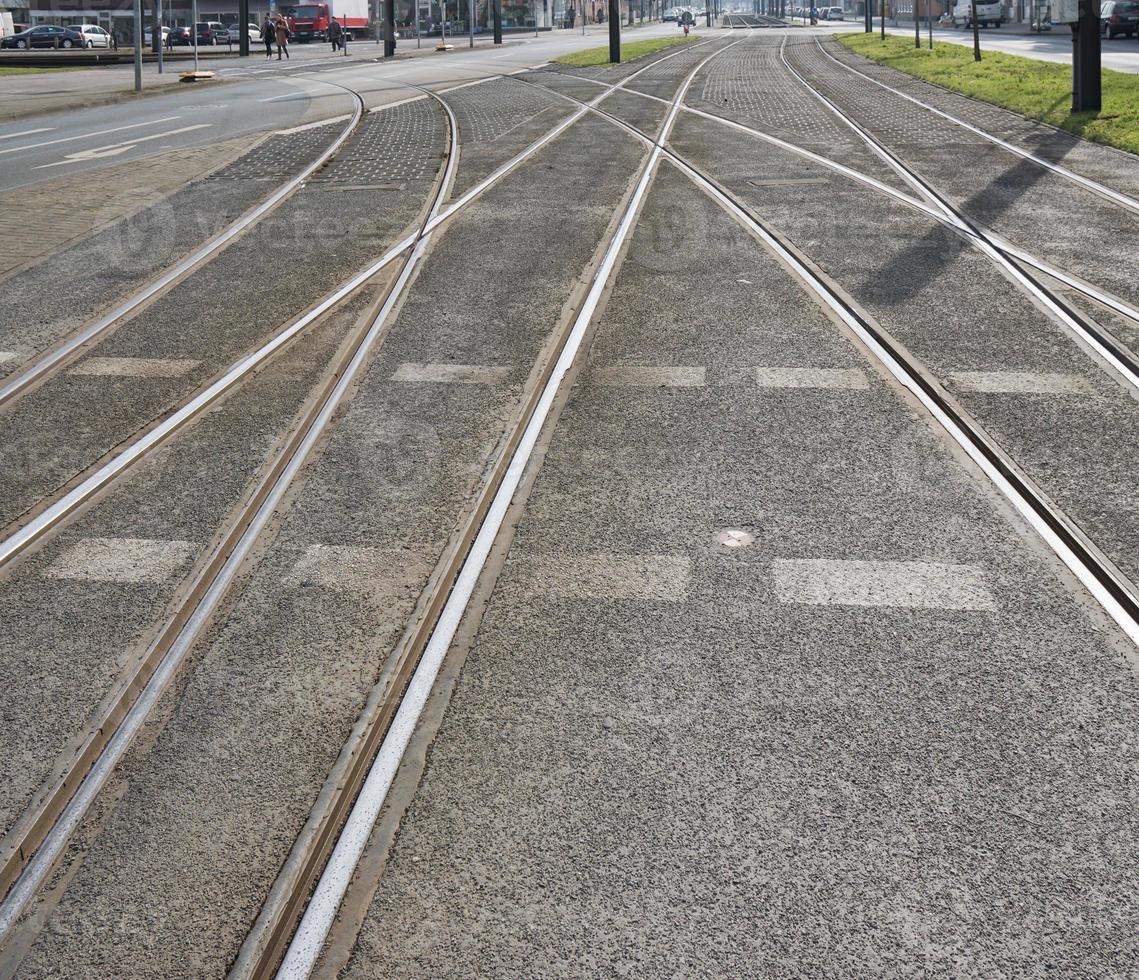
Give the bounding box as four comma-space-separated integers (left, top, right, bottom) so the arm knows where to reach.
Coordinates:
0, 11, 15, 36
953, 0, 1003, 26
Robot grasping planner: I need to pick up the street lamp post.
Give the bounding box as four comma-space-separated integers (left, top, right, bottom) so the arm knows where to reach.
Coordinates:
132, 0, 143, 91
608, 0, 620, 60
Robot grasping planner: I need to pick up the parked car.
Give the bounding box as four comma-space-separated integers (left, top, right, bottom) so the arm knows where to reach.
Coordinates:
227, 21, 260, 43
69, 23, 112, 47
952, 0, 1002, 25
1100, 0, 1139, 36
194, 20, 228, 44
825, 5, 844, 17
0, 24, 86, 48
167, 25, 193, 45
143, 25, 172, 44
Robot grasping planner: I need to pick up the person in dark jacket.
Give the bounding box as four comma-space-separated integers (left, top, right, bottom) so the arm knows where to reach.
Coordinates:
260, 15, 274, 57
328, 17, 342, 50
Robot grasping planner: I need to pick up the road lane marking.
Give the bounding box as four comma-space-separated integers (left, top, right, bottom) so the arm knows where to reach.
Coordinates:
0, 116, 181, 156
33, 124, 212, 168
392, 363, 511, 384
592, 366, 706, 387
259, 92, 305, 102
773, 558, 997, 610
284, 544, 433, 596
946, 371, 1096, 396
44, 537, 196, 584
516, 554, 691, 601
754, 366, 870, 390
277, 114, 352, 134
0, 127, 54, 141
68, 356, 201, 378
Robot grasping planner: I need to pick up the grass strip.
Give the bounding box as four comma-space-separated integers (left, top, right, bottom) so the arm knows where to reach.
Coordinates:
839, 32, 1139, 155
553, 33, 696, 67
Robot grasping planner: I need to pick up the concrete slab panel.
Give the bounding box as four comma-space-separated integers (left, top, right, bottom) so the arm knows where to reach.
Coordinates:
392, 363, 511, 384
946, 371, 1097, 396
515, 553, 691, 601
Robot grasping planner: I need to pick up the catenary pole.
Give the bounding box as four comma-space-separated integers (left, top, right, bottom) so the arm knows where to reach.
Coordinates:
133, 0, 143, 91
608, 0, 620, 60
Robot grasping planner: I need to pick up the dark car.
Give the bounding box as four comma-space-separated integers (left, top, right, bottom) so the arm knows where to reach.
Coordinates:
167, 25, 193, 45
1100, 0, 1139, 36
194, 20, 229, 44
0, 24, 85, 48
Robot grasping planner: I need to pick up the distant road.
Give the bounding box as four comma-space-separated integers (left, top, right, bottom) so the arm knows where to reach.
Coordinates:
824, 20, 1139, 74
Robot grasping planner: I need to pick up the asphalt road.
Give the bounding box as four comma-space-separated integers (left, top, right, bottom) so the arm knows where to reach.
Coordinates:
0, 24, 679, 192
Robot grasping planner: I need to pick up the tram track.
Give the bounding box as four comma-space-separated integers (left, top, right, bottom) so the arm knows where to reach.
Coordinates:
777, 36, 1139, 396
0, 35, 734, 961
0, 81, 366, 410
269, 38, 744, 979
524, 38, 1139, 650
543, 63, 1139, 356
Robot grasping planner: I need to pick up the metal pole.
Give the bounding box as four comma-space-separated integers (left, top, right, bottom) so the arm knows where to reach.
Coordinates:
865, 0, 871, 30
384, 0, 395, 53
608, 0, 619, 59
239, 0, 250, 53
469, 0, 473, 44
494, 0, 502, 41
416, 0, 420, 46
154, 0, 163, 72
133, 0, 143, 91
1072, 0, 1100, 110
192, 0, 199, 71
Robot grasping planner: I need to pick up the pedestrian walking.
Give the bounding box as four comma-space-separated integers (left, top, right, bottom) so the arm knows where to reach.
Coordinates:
328, 16, 342, 51
261, 15, 274, 57
275, 14, 290, 58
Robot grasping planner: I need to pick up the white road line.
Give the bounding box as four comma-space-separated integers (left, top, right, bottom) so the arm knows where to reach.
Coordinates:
0, 126, 54, 141
33, 124, 212, 169
0, 116, 181, 157
276, 114, 351, 134
258, 91, 304, 101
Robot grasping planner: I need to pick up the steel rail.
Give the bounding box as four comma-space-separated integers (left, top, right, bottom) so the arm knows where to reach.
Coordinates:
0, 35, 731, 957
0, 52, 700, 575
0, 83, 366, 410
245, 39, 741, 980
545, 64, 1139, 648
778, 36, 1139, 397
271, 39, 743, 980
533, 66, 1139, 339
813, 36, 1139, 218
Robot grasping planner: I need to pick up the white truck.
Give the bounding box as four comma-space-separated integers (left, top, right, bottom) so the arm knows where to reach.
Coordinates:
0, 11, 16, 37
953, 0, 1004, 26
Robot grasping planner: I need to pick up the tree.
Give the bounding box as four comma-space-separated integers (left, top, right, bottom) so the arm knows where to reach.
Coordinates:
970, 0, 981, 59
914, 0, 920, 46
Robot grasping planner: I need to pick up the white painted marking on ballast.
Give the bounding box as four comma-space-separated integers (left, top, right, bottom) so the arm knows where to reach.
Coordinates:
0, 352, 18, 365
754, 366, 869, 390
392, 363, 511, 384
773, 558, 997, 610
68, 356, 201, 378
518, 553, 691, 601
44, 537, 196, 584
284, 544, 432, 596
593, 366, 706, 387
946, 371, 1096, 396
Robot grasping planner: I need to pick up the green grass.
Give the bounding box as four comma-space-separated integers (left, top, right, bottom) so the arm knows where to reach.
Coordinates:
553, 33, 697, 67
839, 32, 1139, 155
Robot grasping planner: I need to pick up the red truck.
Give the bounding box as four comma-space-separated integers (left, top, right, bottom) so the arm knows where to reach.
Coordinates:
282, 1, 370, 41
